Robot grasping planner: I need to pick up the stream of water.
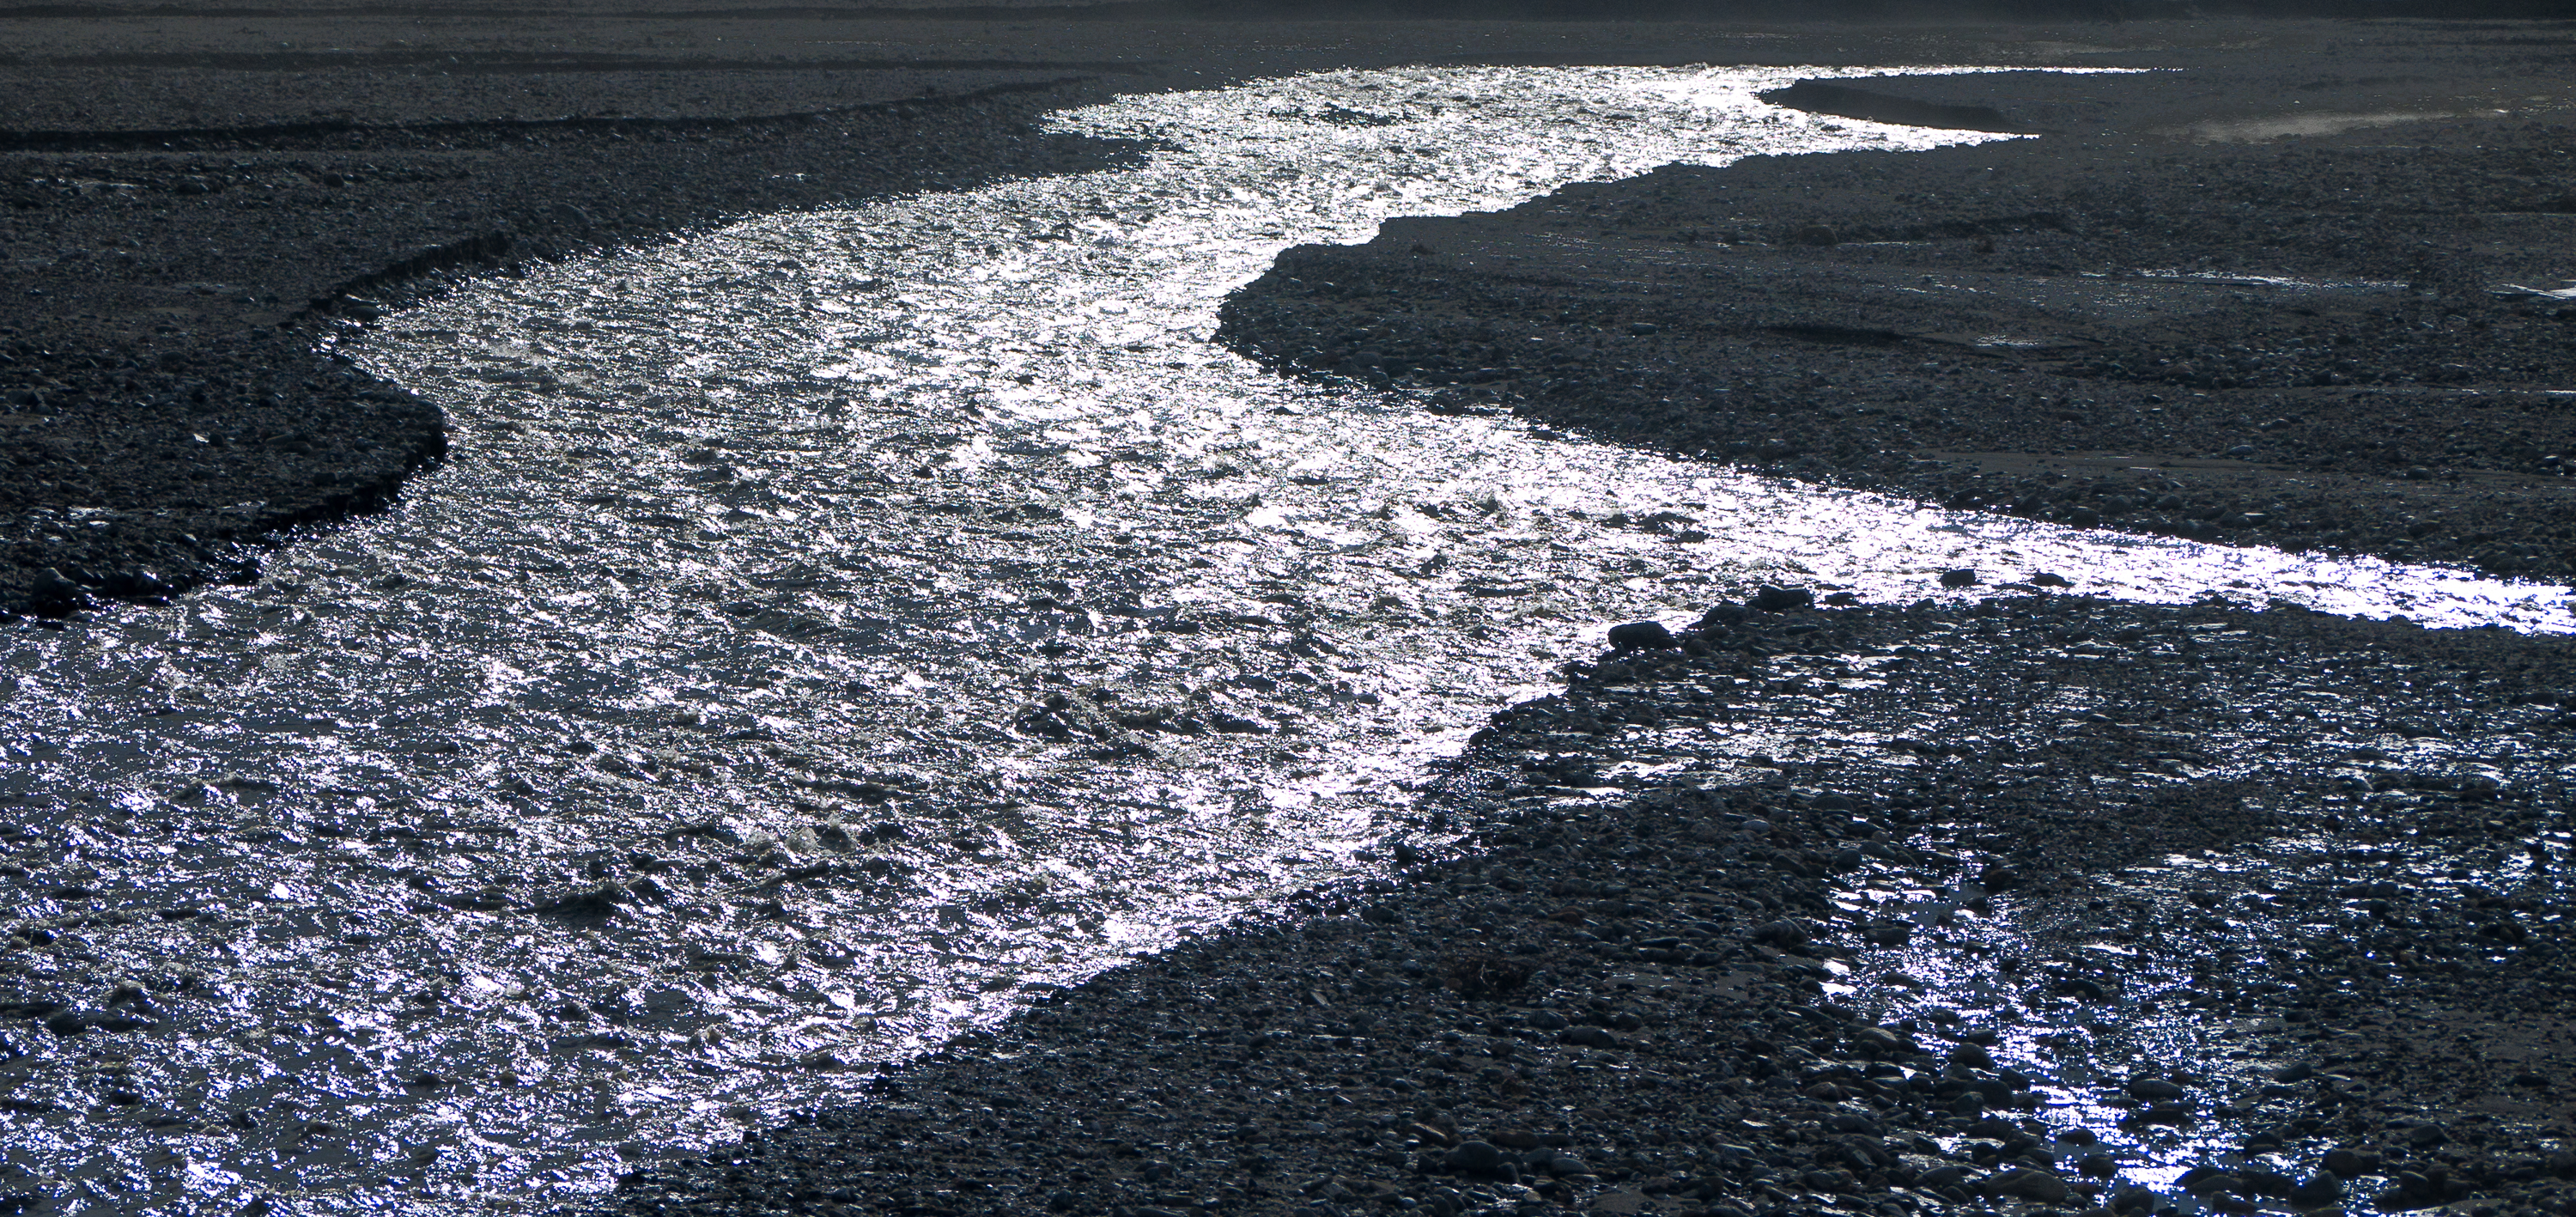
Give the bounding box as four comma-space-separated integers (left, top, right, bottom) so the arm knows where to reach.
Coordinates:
0, 64, 2567, 1214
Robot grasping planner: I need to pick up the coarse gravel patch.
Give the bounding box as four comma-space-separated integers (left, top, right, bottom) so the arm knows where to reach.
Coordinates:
598, 593, 2576, 1217
1216, 64, 2576, 585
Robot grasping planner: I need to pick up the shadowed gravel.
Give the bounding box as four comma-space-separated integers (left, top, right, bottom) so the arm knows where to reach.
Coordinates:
1217, 65, 2576, 583
602, 593, 2576, 1217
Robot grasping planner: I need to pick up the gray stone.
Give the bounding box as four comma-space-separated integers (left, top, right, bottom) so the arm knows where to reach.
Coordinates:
1984, 1168, 2071, 1203
1444, 1141, 1504, 1172
1750, 919, 1809, 948
2292, 1171, 2343, 1206
2322, 1148, 2378, 1177
2126, 1077, 2186, 1102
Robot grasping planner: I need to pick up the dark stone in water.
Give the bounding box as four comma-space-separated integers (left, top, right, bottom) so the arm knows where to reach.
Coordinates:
1939, 569, 1979, 588
1697, 602, 1753, 630
1607, 620, 1677, 649
1748, 586, 1813, 612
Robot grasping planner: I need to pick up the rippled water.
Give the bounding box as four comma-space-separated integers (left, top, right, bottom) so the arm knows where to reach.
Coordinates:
1, 65, 2569, 1214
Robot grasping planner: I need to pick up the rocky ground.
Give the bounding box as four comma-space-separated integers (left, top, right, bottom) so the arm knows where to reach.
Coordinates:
592, 23, 2576, 1217
11, 9, 2576, 1217
0, 15, 1153, 617
605, 590, 2576, 1217
1217, 58, 2576, 583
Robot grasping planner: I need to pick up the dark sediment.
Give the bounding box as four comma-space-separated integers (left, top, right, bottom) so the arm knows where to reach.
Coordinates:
1216, 68, 2576, 584
605, 593, 2576, 1217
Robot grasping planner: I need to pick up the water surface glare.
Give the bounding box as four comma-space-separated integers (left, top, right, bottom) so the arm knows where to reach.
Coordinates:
1, 66, 2569, 1214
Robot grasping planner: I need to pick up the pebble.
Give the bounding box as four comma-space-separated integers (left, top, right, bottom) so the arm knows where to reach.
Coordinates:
1939, 569, 1979, 588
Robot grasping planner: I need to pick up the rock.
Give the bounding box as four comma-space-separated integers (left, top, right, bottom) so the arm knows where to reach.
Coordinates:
1444, 1141, 1505, 1172
2292, 1171, 2343, 1206
42, 1009, 152, 1036
1749, 919, 1810, 948
1607, 620, 1677, 650
100, 569, 167, 598
2179, 1167, 2239, 1196
27, 567, 87, 607
1748, 586, 1813, 612
2126, 1077, 2186, 1102
2322, 1148, 2378, 1177
1949, 1042, 1996, 1070
1546, 1153, 1589, 1176
2030, 572, 2071, 587
1492, 1130, 1540, 1150
1984, 1168, 2071, 1203
1861, 922, 1914, 946
1562, 1025, 1619, 1049
2378, 1173, 2442, 1209
1850, 1024, 1911, 1052
1939, 569, 1978, 588
2227, 445, 2258, 458
2404, 1123, 2446, 1147
1697, 602, 1753, 630
532, 882, 627, 920
2239, 1168, 2297, 1197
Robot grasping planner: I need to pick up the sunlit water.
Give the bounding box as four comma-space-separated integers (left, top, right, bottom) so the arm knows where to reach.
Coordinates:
1, 65, 2569, 1214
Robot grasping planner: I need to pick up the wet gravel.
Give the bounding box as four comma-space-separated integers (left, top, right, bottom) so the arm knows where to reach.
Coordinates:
7, 15, 2576, 1217
605, 592, 2576, 1217
1216, 66, 2576, 583
0, 76, 1145, 618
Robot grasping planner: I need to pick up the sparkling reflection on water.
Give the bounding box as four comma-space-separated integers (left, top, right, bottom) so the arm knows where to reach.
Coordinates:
0, 65, 2567, 1213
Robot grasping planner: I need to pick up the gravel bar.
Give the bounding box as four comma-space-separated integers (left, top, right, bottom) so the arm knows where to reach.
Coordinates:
603, 593, 2576, 1217
1217, 58, 2576, 582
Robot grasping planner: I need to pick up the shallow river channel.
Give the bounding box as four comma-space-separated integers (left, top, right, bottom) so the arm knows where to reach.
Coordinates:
1, 66, 2569, 1214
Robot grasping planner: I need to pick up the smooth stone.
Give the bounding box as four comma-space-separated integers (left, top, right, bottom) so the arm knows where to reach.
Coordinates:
1444, 1141, 1505, 1171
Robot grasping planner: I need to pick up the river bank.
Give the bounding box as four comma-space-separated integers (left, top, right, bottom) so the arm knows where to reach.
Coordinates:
1216, 58, 2576, 584
605, 592, 2576, 1217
